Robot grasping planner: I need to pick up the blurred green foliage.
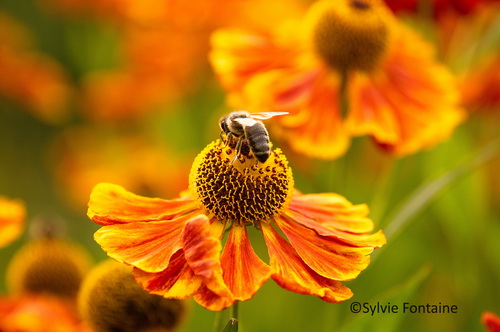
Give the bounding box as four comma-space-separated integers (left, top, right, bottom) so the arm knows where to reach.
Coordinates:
0, 1, 499, 331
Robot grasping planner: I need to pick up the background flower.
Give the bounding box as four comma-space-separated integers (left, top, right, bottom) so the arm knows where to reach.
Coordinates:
210, 0, 465, 159
0, 0, 498, 331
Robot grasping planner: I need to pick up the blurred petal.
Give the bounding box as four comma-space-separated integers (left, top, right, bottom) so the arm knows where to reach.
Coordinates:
133, 250, 202, 299
94, 213, 200, 273
289, 193, 375, 233
275, 215, 372, 280
221, 225, 271, 301
243, 68, 350, 159
261, 223, 353, 303
210, 28, 297, 90
0, 197, 25, 248
181, 216, 232, 300
88, 183, 198, 225
346, 26, 465, 156
482, 311, 500, 332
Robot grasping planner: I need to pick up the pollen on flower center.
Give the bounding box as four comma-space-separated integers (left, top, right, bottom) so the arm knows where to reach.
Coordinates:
189, 140, 294, 225
306, 0, 392, 71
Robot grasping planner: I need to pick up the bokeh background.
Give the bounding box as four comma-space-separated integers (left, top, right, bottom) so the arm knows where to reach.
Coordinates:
0, 0, 499, 331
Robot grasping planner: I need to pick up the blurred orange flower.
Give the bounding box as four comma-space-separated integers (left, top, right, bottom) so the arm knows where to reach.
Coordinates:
52, 126, 190, 209
40, 0, 305, 122
0, 12, 71, 124
460, 56, 500, 112
482, 311, 500, 332
0, 197, 25, 248
1, 232, 92, 332
0, 295, 90, 332
87, 140, 385, 311
210, 0, 465, 159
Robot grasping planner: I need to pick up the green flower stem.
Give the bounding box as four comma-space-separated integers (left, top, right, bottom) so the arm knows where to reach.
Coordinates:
213, 302, 239, 332
339, 67, 349, 120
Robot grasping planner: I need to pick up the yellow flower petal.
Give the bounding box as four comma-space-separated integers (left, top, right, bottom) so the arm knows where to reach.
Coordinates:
0, 197, 25, 248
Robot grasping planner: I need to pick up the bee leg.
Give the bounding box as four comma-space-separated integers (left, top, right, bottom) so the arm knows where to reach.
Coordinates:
231, 137, 243, 163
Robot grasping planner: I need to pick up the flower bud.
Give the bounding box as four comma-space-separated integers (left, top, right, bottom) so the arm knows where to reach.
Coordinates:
78, 260, 189, 332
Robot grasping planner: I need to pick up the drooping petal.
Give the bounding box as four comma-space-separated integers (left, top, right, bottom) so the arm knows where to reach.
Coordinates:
133, 250, 202, 299
289, 192, 375, 233
94, 212, 200, 273
193, 284, 237, 312
88, 183, 199, 225
220, 225, 271, 301
284, 210, 386, 248
275, 215, 373, 281
261, 223, 353, 303
181, 216, 232, 301
346, 25, 465, 156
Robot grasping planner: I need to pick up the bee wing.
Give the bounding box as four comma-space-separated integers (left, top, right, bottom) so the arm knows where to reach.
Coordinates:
249, 111, 289, 120
234, 117, 258, 127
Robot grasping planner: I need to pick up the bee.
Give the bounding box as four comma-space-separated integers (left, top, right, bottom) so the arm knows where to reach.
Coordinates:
219, 110, 288, 163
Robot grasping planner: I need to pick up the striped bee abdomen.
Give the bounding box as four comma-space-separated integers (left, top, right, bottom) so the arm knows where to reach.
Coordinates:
246, 122, 271, 162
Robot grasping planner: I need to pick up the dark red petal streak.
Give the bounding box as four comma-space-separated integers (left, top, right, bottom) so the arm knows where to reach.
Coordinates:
132, 250, 202, 299
275, 216, 372, 281
221, 225, 271, 301
261, 223, 353, 303
289, 193, 374, 233
181, 215, 232, 300
284, 210, 386, 248
94, 212, 198, 272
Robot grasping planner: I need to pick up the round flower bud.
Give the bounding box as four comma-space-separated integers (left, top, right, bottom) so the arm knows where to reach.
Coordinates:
78, 260, 189, 332
6, 237, 92, 299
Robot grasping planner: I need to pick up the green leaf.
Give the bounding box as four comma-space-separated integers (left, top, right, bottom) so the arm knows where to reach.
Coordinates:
380, 138, 500, 244
221, 318, 239, 332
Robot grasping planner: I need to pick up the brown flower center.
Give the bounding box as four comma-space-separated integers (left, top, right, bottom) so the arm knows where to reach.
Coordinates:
189, 140, 294, 225
306, 0, 392, 71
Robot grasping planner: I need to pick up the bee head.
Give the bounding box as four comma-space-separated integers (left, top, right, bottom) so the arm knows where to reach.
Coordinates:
219, 115, 229, 134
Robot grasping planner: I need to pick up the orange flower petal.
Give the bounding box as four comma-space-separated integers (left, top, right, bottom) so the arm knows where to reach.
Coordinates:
284, 72, 349, 159
210, 28, 297, 91
192, 284, 236, 312
181, 216, 232, 301
133, 250, 202, 299
284, 209, 386, 248
220, 225, 271, 301
289, 193, 375, 233
275, 215, 372, 281
347, 26, 465, 156
94, 213, 199, 273
88, 183, 198, 225
261, 223, 353, 303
